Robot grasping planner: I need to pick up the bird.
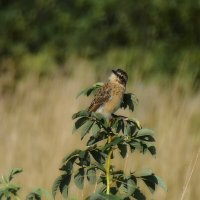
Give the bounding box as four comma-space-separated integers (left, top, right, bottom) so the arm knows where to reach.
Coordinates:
88, 69, 128, 118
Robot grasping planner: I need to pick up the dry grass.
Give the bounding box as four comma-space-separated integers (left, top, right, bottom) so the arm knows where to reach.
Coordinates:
0, 65, 200, 200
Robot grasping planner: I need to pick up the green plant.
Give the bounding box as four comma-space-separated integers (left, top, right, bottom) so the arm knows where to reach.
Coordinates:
0, 168, 53, 200
0, 168, 22, 200
0, 83, 166, 200
52, 83, 167, 200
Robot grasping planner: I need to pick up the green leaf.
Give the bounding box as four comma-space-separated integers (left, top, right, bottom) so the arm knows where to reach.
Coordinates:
110, 187, 118, 195
91, 112, 108, 128
127, 176, 136, 196
137, 129, 155, 137
8, 168, 23, 182
87, 131, 108, 146
52, 174, 71, 199
59, 175, 70, 199
87, 168, 96, 184
81, 121, 94, 139
141, 174, 158, 193
148, 146, 156, 156
121, 93, 137, 112
125, 121, 137, 136
124, 123, 131, 136
26, 188, 53, 200
92, 123, 101, 137
59, 156, 77, 172
73, 117, 88, 132
115, 119, 125, 133
78, 151, 90, 166
139, 169, 153, 177
90, 149, 106, 165
72, 110, 90, 120
62, 149, 81, 163
76, 82, 103, 98
87, 192, 121, 200
118, 143, 127, 158
136, 135, 155, 142
132, 188, 146, 200
103, 136, 124, 151
92, 163, 106, 172
155, 175, 167, 192
52, 176, 62, 199
74, 168, 84, 189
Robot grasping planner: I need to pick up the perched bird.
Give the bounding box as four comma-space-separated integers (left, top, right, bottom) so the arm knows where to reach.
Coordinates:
88, 69, 128, 118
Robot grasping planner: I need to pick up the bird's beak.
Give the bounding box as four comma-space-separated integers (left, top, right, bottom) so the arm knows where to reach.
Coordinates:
112, 69, 117, 75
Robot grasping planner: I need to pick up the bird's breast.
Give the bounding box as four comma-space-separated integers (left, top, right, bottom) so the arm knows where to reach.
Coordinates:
96, 84, 125, 118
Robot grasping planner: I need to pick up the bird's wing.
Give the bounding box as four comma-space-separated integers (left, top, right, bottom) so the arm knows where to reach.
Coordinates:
88, 83, 112, 112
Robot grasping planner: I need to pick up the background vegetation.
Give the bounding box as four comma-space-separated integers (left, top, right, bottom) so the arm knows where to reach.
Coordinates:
0, 0, 200, 86
0, 0, 200, 199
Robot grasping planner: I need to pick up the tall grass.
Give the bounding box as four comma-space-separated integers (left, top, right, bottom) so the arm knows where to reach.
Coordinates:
0, 65, 199, 199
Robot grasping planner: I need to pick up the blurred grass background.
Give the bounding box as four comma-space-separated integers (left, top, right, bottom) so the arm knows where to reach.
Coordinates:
0, 0, 200, 199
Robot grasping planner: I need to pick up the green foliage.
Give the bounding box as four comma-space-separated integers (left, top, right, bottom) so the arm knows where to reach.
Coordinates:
0, 83, 166, 200
1, 0, 200, 57
0, 168, 54, 200
0, 0, 200, 88
26, 188, 53, 200
0, 168, 22, 199
53, 83, 166, 199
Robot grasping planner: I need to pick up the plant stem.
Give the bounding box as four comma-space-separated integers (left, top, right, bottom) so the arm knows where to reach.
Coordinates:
106, 135, 112, 195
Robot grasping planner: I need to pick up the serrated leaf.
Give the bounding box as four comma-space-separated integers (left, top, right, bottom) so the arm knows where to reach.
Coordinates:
139, 169, 153, 177
26, 188, 53, 200
52, 175, 62, 199
148, 146, 156, 156
103, 137, 124, 151
73, 117, 88, 132
76, 87, 93, 98
125, 121, 137, 136
76, 83, 103, 98
118, 143, 127, 158
90, 149, 106, 165
92, 163, 106, 172
88, 192, 121, 200
74, 168, 84, 189
121, 93, 136, 112
141, 174, 158, 193
87, 168, 96, 184
127, 178, 136, 196
8, 168, 23, 181
124, 123, 131, 136
129, 140, 142, 152
87, 131, 108, 146
155, 175, 167, 192
52, 174, 71, 199
59, 156, 77, 172
136, 135, 155, 142
137, 129, 155, 137
92, 123, 101, 137
72, 110, 90, 119
116, 119, 125, 133
132, 188, 146, 200
60, 174, 71, 198
62, 149, 81, 163
26, 191, 41, 200
110, 187, 118, 195
78, 151, 90, 166
81, 121, 94, 139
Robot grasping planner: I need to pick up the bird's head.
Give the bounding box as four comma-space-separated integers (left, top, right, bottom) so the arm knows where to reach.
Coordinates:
109, 68, 128, 86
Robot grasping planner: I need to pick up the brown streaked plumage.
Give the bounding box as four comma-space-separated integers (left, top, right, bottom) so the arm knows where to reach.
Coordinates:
88, 69, 128, 118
